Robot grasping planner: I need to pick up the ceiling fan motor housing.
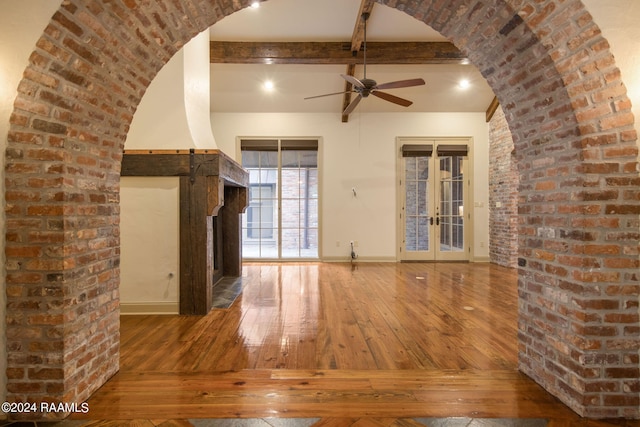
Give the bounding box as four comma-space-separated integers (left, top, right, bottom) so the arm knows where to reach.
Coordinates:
359, 78, 377, 96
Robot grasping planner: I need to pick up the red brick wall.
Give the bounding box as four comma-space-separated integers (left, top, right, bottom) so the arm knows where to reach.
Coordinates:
489, 105, 519, 268
4, 0, 639, 419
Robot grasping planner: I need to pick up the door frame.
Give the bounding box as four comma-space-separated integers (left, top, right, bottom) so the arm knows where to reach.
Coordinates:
396, 137, 474, 262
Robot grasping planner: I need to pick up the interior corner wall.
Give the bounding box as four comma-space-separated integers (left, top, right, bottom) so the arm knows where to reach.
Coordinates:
211, 111, 490, 262
488, 106, 519, 268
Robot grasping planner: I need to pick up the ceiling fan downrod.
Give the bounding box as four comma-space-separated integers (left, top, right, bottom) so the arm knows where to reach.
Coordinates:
362, 12, 369, 80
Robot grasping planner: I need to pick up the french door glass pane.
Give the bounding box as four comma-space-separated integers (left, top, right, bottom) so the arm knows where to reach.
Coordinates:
404, 157, 430, 252
439, 156, 464, 252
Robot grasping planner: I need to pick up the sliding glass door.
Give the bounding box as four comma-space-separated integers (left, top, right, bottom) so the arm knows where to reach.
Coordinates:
241, 139, 319, 260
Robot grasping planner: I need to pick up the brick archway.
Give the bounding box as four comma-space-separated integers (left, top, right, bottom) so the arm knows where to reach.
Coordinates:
5, 0, 639, 419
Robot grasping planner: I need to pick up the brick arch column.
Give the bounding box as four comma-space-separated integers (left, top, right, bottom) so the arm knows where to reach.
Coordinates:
4, 0, 639, 420
377, 0, 639, 418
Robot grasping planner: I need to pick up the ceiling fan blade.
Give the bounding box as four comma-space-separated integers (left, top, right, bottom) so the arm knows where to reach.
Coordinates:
304, 90, 353, 100
371, 90, 413, 107
343, 94, 363, 115
375, 78, 426, 90
341, 74, 365, 88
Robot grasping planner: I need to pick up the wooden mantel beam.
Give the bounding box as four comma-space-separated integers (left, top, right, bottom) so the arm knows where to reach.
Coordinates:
210, 41, 466, 65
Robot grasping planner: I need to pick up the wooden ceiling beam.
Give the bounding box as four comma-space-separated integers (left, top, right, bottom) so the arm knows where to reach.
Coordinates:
350, 0, 376, 53
341, 63, 357, 123
486, 96, 500, 122
209, 41, 466, 65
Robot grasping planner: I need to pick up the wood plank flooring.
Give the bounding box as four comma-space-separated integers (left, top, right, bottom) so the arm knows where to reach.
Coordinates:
68, 263, 639, 426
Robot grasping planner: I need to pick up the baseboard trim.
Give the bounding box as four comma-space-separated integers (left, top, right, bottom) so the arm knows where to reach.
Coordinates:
473, 256, 491, 263
120, 302, 179, 315
322, 256, 397, 263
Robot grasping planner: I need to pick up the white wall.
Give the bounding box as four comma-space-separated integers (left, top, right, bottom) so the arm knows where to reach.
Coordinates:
211, 111, 490, 260
184, 31, 217, 149
119, 177, 180, 313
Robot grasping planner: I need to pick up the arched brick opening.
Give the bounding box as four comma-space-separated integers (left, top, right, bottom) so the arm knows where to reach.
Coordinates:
4, 0, 639, 420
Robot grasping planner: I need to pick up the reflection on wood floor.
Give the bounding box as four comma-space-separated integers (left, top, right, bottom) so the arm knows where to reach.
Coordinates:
71, 263, 639, 426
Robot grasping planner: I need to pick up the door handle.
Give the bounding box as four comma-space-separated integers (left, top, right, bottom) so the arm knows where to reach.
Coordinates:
430, 217, 433, 226
436, 215, 440, 226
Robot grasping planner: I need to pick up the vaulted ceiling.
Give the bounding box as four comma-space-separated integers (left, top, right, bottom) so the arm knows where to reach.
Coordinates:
208, 0, 496, 119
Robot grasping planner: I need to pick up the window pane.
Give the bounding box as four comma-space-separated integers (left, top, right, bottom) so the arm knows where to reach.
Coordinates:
417, 217, 429, 251
307, 199, 319, 227
281, 228, 299, 257
261, 231, 278, 258
438, 155, 464, 253
281, 199, 300, 228
405, 217, 417, 251
282, 150, 299, 167
260, 151, 278, 168
418, 180, 427, 215
307, 169, 319, 198
281, 169, 300, 198
404, 156, 430, 253
301, 228, 318, 258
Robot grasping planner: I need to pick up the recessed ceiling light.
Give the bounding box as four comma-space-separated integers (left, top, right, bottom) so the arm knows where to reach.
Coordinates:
263, 80, 274, 92
458, 79, 470, 89
250, 1, 260, 8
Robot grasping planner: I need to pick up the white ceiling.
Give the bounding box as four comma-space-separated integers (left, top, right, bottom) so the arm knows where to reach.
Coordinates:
208, 0, 496, 114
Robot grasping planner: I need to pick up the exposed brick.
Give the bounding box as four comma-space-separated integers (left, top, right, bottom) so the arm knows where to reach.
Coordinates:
489, 106, 518, 268
4, 0, 639, 421
28, 368, 64, 380
32, 118, 67, 135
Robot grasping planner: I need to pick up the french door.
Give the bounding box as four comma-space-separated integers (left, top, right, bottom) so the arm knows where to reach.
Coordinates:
398, 139, 470, 261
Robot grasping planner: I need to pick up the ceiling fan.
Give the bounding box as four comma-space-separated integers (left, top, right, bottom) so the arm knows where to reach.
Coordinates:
304, 12, 426, 115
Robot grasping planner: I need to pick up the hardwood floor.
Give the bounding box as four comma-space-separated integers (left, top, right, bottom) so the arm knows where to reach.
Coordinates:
66, 263, 639, 426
